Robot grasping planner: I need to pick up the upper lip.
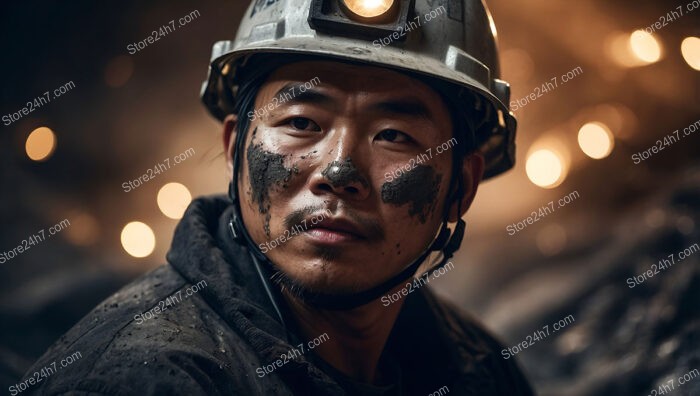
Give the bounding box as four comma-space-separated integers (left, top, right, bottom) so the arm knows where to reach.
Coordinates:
305, 216, 366, 239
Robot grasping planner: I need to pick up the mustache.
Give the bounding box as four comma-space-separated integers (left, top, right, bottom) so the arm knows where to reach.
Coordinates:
283, 205, 385, 240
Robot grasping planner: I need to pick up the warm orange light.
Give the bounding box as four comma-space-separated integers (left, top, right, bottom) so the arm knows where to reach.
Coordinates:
157, 183, 192, 219
25, 127, 57, 161
343, 0, 394, 18
120, 222, 156, 258
578, 122, 614, 159
629, 30, 662, 63
526, 149, 566, 189
681, 37, 700, 71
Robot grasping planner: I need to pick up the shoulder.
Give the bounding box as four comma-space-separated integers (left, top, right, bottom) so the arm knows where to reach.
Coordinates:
20, 265, 245, 395
420, 287, 535, 396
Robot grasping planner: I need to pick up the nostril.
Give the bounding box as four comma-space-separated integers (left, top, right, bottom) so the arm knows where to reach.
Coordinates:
318, 184, 333, 192
345, 186, 359, 194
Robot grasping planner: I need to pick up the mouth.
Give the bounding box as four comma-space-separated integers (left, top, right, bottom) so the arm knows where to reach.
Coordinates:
304, 216, 367, 244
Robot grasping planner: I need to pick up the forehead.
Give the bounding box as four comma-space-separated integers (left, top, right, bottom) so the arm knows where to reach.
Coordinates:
261, 60, 451, 115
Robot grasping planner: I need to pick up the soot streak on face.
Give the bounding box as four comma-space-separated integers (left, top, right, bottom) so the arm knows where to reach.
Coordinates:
321, 157, 369, 188
246, 132, 299, 236
381, 165, 442, 224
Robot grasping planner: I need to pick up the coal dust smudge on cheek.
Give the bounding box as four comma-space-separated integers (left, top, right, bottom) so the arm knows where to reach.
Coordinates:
380, 165, 442, 224
246, 142, 298, 236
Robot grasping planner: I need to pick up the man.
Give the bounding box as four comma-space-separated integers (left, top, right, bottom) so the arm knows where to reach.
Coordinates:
23, 0, 531, 394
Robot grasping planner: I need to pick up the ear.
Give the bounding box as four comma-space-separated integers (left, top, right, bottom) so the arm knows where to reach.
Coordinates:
447, 152, 485, 222
223, 114, 239, 181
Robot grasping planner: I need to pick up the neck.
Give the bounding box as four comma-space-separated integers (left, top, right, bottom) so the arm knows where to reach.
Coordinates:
282, 286, 406, 384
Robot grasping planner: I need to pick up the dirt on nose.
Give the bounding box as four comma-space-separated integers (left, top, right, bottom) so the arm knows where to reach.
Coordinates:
321, 157, 369, 188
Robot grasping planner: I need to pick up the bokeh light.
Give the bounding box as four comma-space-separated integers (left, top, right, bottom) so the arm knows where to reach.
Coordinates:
681, 37, 700, 71
157, 182, 192, 219
578, 122, 614, 159
104, 55, 134, 88
64, 212, 100, 246
629, 30, 662, 63
120, 221, 156, 258
536, 223, 568, 256
644, 208, 666, 229
25, 127, 56, 161
526, 149, 566, 188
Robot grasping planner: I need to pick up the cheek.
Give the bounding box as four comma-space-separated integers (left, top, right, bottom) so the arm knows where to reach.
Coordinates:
246, 142, 296, 210
380, 165, 444, 224
244, 136, 300, 236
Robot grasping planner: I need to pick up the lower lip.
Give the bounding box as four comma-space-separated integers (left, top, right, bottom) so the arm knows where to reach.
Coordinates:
305, 228, 361, 244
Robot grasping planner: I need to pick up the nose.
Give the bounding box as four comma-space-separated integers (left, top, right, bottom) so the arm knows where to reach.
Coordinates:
311, 157, 371, 200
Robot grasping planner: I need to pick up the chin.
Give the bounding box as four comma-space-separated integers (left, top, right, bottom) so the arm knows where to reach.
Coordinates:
270, 260, 377, 297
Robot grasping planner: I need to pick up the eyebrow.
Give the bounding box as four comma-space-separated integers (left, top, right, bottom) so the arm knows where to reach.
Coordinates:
273, 83, 331, 105
372, 99, 433, 121
273, 84, 435, 121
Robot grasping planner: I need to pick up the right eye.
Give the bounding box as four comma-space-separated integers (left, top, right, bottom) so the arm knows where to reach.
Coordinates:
287, 117, 322, 132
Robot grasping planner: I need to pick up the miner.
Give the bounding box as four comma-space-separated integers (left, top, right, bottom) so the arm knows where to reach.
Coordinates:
25, 0, 531, 394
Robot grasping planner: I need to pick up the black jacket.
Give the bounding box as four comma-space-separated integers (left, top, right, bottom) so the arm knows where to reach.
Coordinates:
22, 195, 534, 395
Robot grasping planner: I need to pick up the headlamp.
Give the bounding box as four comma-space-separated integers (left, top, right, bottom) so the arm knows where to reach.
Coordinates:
308, 0, 413, 40
341, 0, 395, 19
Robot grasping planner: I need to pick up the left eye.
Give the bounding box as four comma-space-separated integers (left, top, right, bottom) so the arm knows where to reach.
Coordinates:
376, 129, 412, 143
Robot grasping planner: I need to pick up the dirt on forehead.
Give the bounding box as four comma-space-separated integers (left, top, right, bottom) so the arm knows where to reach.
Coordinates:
381, 165, 442, 224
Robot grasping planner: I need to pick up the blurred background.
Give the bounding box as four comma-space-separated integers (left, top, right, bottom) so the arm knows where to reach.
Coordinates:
1, 0, 698, 395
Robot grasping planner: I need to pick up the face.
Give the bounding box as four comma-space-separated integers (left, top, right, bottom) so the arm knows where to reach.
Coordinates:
227, 60, 481, 298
